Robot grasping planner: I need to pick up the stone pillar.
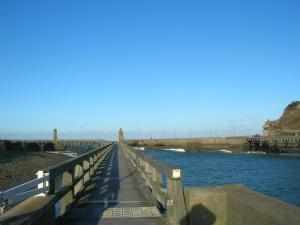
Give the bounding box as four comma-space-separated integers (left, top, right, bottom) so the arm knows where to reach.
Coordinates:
119, 128, 125, 142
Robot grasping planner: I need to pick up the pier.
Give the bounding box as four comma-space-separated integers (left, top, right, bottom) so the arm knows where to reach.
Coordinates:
0, 129, 109, 152
247, 136, 300, 153
1, 142, 300, 225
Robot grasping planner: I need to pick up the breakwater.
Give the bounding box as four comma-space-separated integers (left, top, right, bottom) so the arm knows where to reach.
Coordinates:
126, 136, 247, 152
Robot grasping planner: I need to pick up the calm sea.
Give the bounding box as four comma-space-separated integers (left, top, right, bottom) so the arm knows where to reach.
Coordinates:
146, 149, 300, 207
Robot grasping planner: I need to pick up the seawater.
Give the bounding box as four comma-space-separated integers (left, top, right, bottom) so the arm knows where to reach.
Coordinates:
146, 150, 300, 207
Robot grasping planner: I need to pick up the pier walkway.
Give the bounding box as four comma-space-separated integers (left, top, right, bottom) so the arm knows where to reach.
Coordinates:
1, 142, 300, 225
59, 144, 164, 225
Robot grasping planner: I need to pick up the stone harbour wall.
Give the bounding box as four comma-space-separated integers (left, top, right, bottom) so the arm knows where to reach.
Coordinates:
126, 136, 247, 152
184, 184, 300, 225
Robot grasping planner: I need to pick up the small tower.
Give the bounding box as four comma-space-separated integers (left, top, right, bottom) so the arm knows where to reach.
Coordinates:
53, 129, 58, 142
119, 128, 125, 142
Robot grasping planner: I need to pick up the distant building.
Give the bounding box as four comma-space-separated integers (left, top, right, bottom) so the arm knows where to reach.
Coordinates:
119, 128, 125, 142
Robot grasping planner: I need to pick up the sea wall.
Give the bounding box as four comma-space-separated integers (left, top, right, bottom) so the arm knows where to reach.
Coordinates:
126, 137, 247, 152
184, 184, 300, 225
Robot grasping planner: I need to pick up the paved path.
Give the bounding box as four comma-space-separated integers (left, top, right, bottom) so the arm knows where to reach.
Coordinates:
60, 144, 164, 225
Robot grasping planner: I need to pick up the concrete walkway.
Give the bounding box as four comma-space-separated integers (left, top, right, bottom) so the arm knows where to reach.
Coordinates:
60, 145, 164, 225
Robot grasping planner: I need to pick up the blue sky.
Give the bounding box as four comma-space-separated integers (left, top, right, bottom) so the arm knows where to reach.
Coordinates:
0, 0, 299, 140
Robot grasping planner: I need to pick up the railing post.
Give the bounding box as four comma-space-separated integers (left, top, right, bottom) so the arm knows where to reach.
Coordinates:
74, 164, 84, 196
94, 153, 98, 170
36, 170, 49, 197
60, 169, 74, 215
83, 160, 90, 183
167, 169, 187, 225
49, 172, 55, 195
89, 156, 94, 176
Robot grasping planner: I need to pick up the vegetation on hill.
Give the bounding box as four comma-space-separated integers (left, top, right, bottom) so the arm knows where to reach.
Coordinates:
264, 101, 300, 136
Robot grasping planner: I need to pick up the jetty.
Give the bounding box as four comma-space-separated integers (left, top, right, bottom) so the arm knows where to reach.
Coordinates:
247, 136, 300, 153
1, 138, 300, 224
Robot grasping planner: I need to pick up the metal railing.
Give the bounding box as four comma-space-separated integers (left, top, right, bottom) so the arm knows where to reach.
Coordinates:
120, 143, 187, 225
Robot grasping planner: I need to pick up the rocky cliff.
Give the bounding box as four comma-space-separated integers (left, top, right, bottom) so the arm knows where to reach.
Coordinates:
263, 101, 300, 136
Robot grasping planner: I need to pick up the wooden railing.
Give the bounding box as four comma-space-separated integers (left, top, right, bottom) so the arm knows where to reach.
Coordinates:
0, 143, 115, 225
0, 171, 49, 214
120, 143, 187, 225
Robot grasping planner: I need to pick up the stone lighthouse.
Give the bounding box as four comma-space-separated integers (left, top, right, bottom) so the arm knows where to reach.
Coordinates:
53, 129, 58, 142
119, 128, 125, 142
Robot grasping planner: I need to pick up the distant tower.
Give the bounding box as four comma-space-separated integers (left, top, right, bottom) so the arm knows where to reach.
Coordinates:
119, 128, 125, 142
53, 129, 58, 142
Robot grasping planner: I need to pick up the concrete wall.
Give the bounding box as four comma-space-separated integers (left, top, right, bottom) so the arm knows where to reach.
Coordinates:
126, 137, 247, 152
183, 184, 300, 225
0, 195, 56, 225
183, 186, 227, 225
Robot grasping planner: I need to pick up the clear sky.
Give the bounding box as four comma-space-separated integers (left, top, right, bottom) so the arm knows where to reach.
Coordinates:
0, 0, 299, 140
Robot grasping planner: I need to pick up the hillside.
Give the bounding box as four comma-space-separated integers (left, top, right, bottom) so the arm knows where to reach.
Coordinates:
263, 101, 300, 136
